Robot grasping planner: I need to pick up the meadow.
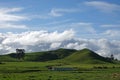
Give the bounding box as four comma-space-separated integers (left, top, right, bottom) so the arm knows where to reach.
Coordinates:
0, 62, 120, 80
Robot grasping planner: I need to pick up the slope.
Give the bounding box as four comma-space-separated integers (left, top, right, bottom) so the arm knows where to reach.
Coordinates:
0, 48, 76, 62
63, 48, 114, 64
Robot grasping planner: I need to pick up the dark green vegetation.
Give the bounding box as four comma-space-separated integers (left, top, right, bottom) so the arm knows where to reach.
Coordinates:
0, 48, 76, 62
0, 48, 120, 80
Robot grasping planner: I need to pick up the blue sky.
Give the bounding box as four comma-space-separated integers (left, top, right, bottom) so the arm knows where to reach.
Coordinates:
0, 0, 120, 39
0, 0, 120, 58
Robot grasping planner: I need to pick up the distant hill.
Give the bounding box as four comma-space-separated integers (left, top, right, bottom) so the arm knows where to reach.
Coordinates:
24, 48, 76, 61
0, 48, 116, 64
0, 48, 76, 62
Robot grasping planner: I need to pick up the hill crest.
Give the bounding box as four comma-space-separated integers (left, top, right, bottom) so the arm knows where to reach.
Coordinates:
64, 48, 114, 64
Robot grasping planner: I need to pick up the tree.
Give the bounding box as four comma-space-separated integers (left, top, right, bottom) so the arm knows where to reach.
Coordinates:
110, 54, 114, 60
16, 49, 25, 60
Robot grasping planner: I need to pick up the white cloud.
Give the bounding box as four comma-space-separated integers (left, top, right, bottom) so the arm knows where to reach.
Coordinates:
0, 8, 27, 22
84, 1, 120, 13
42, 19, 72, 26
1, 30, 74, 53
50, 42, 61, 49
101, 24, 120, 28
65, 38, 120, 59
49, 8, 62, 17
35, 22, 96, 35
104, 30, 120, 37
30, 14, 51, 19
0, 30, 120, 60
0, 22, 28, 29
31, 7, 80, 19
70, 22, 96, 34
0, 7, 28, 29
49, 8, 79, 17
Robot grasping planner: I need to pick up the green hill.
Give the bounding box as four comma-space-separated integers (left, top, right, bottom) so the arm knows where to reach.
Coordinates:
0, 48, 76, 62
0, 48, 116, 64
24, 48, 76, 61
63, 48, 114, 64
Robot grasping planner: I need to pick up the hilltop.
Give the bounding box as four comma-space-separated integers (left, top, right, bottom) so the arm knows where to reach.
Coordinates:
63, 48, 114, 64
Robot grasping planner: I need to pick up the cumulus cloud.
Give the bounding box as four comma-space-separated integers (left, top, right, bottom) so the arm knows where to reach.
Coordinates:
84, 1, 120, 13
64, 38, 120, 59
104, 30, 120, 37
0, 30, 120, 60
0, 30, 74, 53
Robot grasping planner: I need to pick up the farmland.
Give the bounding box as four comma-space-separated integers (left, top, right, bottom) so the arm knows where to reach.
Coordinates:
0, 49, 120, 80
0, 62, 120, 80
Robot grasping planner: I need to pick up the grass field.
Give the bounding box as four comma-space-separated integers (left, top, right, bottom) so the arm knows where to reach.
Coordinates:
0, 62, 120, 80
0, 49, 120, 80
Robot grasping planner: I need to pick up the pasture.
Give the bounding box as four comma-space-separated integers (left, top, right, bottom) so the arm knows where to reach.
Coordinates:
0, 62, 120, 80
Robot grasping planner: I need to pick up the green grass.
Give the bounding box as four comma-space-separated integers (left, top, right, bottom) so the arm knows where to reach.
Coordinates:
64, 49, 114, 64
0, 62, 120, 80
0, 55, 20, 62
0, 48, 120, 80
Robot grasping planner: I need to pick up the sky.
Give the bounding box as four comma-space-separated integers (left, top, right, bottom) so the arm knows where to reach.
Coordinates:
0, 0, 120, 59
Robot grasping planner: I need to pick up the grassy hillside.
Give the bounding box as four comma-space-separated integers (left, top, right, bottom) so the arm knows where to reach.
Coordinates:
63, 48, 114, 64
0, 48, 76, 62
0, 48, 118, 64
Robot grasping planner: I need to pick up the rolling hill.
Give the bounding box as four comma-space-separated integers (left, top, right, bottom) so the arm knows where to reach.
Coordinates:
0, 48, 116, 64
0, 48, 76, 62
63, 48, 114, 64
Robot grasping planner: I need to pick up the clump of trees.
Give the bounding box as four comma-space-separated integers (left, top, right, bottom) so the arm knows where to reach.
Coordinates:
110, 54, 118, 61
104, 54, 118, 63
16, 49, 25, 60
110, 54, 114, 60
